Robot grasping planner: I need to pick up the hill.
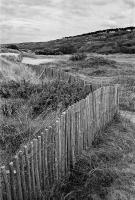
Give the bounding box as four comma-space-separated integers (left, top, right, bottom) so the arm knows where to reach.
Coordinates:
1, 26, 135, 55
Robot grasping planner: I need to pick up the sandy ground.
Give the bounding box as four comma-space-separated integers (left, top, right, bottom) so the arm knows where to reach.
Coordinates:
22, 57, 57, 65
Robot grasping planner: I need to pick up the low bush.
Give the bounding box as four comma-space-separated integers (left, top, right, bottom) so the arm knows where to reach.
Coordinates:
120, 46, 135, 54
0, 80, 41, 99
6, 44, 19, 50
69, 53, 87, 61
35, 44, 76, 55
28, 80, 92, 118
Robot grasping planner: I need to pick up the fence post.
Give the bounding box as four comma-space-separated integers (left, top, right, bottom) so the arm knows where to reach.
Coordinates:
60, 112, 66, 177
56, 119, 62, 179
86, 95, 91, 146
23, 145, 32, 200
9, 162, 17, 200
0, 170, 3, 200
41, 132, 45, 189
30, 141, 36, 199
44, 129, 49, 190
33, 139, 41, 198
66, 107, 73, 171
1, 166, 12, 200
14, 155, 23, 200
55, 120, 59, 180
19, 151, 27, 200
48, 126, 54, 186
37, 136, 42, 187
0, 169, 3, 200
70, 104, 76, 166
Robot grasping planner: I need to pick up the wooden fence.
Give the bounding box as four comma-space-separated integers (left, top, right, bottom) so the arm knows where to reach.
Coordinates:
0, 83, 119, 200
27, 64, 102, 89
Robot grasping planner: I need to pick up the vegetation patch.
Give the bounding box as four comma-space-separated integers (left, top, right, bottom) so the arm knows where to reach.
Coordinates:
69, 53, 87, 61
116, 77, 135, 112
0, 79, 92, 156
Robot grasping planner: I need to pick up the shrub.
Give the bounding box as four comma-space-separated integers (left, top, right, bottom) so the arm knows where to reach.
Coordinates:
70, 53, 87, 61
6, 44, 19, 50
120, 46, 135, 54
0, 80, 41, 99
35, 44, 76, 55
58, 44, 77, 54
28, 80, 92, 118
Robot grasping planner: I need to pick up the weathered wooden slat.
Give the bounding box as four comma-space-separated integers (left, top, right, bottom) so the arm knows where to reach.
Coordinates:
37, 136, 42, 186
84, 98, 88, 149
14, 155, 23, 200
23, 145, 32, 200
60, 112, 66, 177
70, 104, 76, 166
19, 151, 27, 200
55, 120, 60, 180
79, 100, 85, 153
46, 127, 52, 186
1, 166, 11, 200
44, 129, 49, 188
33, 139, 41, 198
48, 126, 54, 186
86, 96, 91, 146
0, 169, 4, 200
30, 141, 36, 199
41, 132, 45, 189
66, 107, 72, 171
9, 162, 17, 200
52, 124, 57, 182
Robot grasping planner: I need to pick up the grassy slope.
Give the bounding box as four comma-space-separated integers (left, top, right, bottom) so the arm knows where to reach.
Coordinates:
2, 27, 135, 55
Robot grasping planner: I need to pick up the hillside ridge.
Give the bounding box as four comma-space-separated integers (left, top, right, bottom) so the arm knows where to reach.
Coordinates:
1, 26, 135, 55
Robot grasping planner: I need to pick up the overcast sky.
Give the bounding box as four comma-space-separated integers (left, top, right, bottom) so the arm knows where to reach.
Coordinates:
0, 0, 135, 44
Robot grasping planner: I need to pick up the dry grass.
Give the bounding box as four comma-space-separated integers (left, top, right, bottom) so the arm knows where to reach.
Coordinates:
0, 57, 43, 84
114, 77, 135, 112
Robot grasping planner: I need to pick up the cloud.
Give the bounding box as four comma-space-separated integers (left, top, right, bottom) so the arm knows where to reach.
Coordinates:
123, 0, 135, 8
90, 0, 114, 6
101, 19, 118, 28
0, 0, 134, 43
110, 12, 127, 20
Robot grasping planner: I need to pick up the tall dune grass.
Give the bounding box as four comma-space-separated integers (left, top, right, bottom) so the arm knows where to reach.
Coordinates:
0, 57, 43, 84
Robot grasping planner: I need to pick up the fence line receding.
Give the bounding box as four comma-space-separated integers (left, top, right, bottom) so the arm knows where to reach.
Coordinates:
0, 66, 119, 200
